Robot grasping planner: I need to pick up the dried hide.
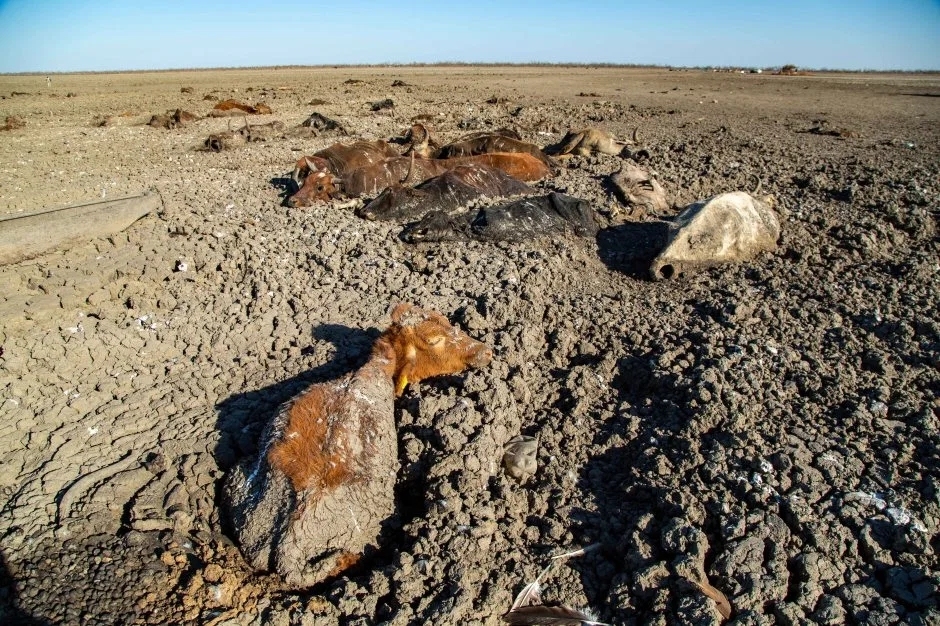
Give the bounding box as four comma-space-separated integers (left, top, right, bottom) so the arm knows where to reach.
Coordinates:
544, 127, 638, 157
0, 115, 26, 131
650, 191, 780, 280
148, 108, 198, 130
401, 192, 601, 243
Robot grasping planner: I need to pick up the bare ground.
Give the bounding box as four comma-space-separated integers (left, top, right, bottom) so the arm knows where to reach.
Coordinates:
0, 66, 938, 625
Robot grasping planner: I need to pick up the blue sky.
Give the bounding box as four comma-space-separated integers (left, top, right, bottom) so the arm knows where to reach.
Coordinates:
0, 0, 937, 73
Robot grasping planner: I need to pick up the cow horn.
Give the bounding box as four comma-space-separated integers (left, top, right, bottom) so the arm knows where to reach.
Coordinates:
304, 156, 319, 172
631, 127, 640, 144
400, 150, 415, 185
750, 173, 762, 196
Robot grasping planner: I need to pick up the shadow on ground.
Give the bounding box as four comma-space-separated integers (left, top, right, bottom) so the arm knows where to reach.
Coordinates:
596, 222, 670, 280
0, 551, 51, 626
213, 323, 379, 473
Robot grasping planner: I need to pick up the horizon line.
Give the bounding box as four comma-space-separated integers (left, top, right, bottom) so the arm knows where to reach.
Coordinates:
3, 62, 940, 77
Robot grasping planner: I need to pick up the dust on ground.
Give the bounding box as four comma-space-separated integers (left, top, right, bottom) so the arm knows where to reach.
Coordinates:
0, 66, 937, 625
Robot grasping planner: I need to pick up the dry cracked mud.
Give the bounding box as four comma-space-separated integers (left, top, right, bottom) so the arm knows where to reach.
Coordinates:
0, 66, 937, 625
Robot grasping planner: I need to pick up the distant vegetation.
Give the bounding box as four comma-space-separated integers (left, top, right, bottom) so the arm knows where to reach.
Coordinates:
3, 62, 938, 76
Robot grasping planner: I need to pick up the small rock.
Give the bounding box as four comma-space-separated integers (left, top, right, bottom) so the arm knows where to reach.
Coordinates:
502, 435, 538, 482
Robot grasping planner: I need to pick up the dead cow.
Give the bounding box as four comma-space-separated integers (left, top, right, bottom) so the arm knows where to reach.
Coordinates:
0, 115, 26, 131
288, 151, 551, 207
204, 119, 286, 152
148, 108, 198, 130
435, 132, 555, 170
402, 192, 601, 243
398, 123, 441, 159
208, 99, 273, 117
291, 140, 401, 183
300, 112, 348, 135
650, 191, 781, 280
357, 164, 535, 221
545, 127, 639, 157
222, 304, 492, 588
608, 163, 669, 219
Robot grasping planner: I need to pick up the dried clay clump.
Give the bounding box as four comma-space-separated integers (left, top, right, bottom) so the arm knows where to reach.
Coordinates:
650, 191, 780, 280
222, 304, 492, 588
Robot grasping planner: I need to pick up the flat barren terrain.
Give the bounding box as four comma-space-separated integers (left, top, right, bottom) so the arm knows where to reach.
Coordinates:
0, 66, 938, 625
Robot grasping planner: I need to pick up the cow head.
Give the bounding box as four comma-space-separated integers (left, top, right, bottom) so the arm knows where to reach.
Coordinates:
287, 156, 343, 206
384, 303, 492, 396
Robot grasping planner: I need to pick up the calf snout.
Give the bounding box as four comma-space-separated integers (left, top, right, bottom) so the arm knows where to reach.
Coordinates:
468, 343, 493, 368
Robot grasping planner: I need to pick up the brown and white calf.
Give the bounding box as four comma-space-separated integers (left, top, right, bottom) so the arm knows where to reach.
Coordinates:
288, 151, 551, 206
223, 303, 492, 588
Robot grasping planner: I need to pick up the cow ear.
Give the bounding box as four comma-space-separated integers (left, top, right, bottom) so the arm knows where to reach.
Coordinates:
390, 303, 412, 323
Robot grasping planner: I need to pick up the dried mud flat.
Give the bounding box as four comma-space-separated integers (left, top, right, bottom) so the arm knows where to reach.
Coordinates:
0, 66, 938, 625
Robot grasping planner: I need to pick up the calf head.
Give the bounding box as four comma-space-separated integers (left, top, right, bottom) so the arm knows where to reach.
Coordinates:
287, 156, 342, 206
610, 163, 669, 219
400, 211, 470, 243
402, 123, 438, 158
384, 303, 492, 395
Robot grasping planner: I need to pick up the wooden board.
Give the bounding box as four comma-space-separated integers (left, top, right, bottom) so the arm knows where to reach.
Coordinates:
0, 191, 161, 266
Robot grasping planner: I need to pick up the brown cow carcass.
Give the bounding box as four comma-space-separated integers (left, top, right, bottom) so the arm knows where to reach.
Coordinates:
223, 303, 492, 588
209, 99, 273, 117
435, 131, 556, 170
148, 108, 198, 130
357, 164, 535, 221
288, 147, 551, 207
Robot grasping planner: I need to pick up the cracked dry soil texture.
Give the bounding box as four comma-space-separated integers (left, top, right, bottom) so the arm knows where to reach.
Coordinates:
0, 67, 938, 625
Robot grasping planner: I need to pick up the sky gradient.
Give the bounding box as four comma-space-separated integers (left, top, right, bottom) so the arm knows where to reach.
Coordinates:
0, 0, 938, 73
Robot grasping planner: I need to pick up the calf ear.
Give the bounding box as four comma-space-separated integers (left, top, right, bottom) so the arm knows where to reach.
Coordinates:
394, 344, 417, 396
390, 303, 413, 323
